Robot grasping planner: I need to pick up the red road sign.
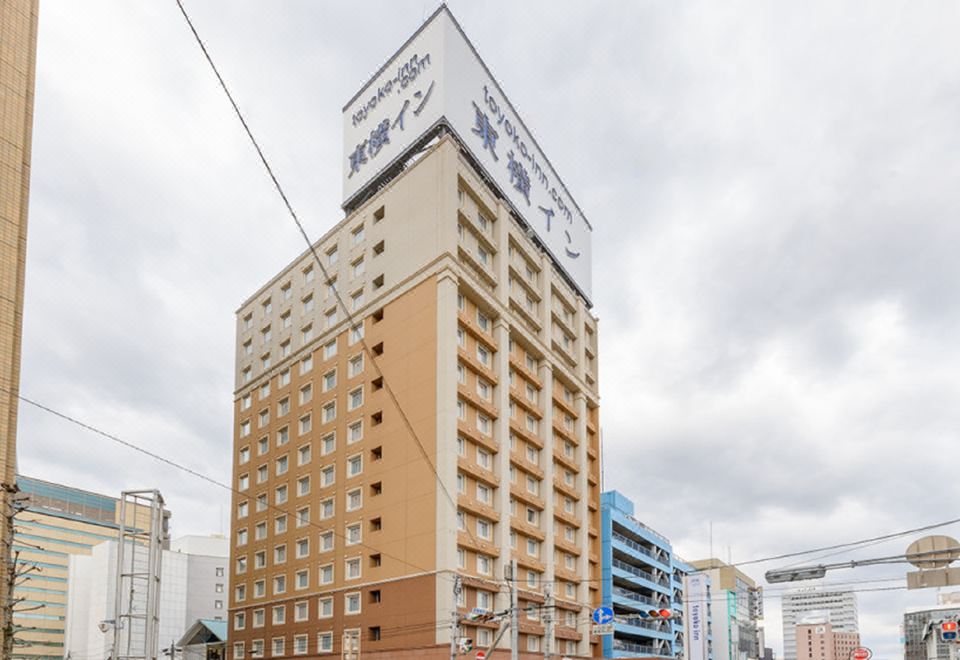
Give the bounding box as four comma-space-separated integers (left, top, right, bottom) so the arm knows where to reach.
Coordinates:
852, 647, 872, 660
476, 652, 486, 660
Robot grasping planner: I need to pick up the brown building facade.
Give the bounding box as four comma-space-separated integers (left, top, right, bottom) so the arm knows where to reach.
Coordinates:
795, 623, 860, 660
229, 135, 600, 658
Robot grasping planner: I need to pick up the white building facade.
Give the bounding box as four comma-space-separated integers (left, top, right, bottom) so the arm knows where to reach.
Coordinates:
781, 589, 858, 660
65, 535, 229, 659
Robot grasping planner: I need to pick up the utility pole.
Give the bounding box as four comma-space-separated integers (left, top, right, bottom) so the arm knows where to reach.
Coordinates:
450, 574, 462, 660
510, 559, 518, 660
543, 583, 553, 660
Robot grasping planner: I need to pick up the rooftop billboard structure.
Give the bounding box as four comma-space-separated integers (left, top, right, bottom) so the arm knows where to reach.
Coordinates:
342, 5, 594, 301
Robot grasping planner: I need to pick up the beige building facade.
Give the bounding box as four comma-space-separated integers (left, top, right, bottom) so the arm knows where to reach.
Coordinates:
795, 622, 860, 660
229, 135, 600, 658
1, 0, 40, 653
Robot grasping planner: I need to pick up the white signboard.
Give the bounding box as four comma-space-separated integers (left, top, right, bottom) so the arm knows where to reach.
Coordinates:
684, 574, 709, 660
342, 6, 593, 301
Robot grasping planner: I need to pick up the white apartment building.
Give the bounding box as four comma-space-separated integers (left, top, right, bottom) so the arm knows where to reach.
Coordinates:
781, 589, 858, 660
65, 535, 229, 659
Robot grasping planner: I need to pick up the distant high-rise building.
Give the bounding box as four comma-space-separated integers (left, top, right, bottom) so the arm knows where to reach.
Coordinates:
688, 559, 764, 660
228, 6, 599, 658
795, 620, 859, 660
781, 590, 858, 660
903, 602, 960, 660
10, 476, 158, 659
64, 535, 230, 659
0, 0, 40, 651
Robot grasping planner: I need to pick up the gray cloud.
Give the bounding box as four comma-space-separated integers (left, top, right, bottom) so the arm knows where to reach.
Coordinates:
16, 2, 960, 658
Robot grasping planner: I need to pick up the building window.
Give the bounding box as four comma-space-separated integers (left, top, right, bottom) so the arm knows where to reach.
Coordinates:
296, 506, 310, 527
300, 355, 313, 374
348, 387, 363, 410
323, 401, 336, 423
234, 612, 246, 630
275, 515, 287, 534
296, 537, 309, 559
321, 464, 335, 487
346, 557, 361, 580
348, 420, 363, 444
477, 413, 490, 436
297, 475, 310, 496
476, 345, 490, 366
319, 597, 333, 619
346, 523, 361, 545
320, 531, 334, 552
294, 635, 308, 656
348, 454, 363, 477
323, 339, 338, 360
274, 545, 286, 564
321, 432, 336, 455
271, 639, 285, 658
277, 398, 290, 417
272, 605, 285, 625
298, 443, 311, 466
477, 554, 491, 575
279, 368, 291, 386
346, 488, 362, 511
273, 575, 286, 595
295, 568, 309, 590
351, 258, 365, 279
349, 354, 364, 377
299, 414, 312, 435
318, 632, 333, 653
345, 592, 361, 615
320, 497, 335, 520
320, 563, 334, 585
477, 518, 491, 540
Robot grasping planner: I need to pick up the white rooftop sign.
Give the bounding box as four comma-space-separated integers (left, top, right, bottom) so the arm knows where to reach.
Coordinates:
342, 6, 593, 301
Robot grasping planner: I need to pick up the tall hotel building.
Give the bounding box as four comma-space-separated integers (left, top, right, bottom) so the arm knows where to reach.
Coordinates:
228, 6, 599, 660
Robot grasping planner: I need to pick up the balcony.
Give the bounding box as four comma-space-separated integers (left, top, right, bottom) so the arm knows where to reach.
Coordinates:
612, 587, 657, 608
612, 640, 674, 658
613, 558, 659, 584
612, 532, 670, 571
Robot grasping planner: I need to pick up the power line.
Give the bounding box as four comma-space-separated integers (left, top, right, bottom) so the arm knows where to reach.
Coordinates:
171, 0, 483, 554
719, 516, 960, 568
12, 390, 450, 586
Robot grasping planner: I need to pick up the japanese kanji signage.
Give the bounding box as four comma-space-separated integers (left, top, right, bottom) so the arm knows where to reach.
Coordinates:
342, 6, 593, 301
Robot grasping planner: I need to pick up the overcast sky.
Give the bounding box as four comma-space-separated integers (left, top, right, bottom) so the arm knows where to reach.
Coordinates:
18, 2, 960, 657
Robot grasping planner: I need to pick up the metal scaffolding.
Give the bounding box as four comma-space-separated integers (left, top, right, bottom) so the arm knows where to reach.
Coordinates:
111, 490, 167, 660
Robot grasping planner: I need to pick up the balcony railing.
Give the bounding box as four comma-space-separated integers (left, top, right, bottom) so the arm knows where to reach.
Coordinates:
612, 640, 669, 656
612, 587, 657, 607
612, 558, 670, 588
613, 532, 668, 566
615, 615, 670, 631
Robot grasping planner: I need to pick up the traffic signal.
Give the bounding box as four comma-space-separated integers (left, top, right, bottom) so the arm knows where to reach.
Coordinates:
941, 621, 957, 641
645, 609, 674, 619
458, 637, 473, 653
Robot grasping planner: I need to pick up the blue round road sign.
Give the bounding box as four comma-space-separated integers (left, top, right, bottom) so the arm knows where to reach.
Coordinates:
592, 607, 614, 625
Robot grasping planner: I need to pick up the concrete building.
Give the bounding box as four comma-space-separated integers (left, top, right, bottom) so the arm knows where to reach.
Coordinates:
781, 590, 858, 660
600, 491, 699, 659
795, 620, 859, 660
229, 7, 599, 659
64, 535, 229, 659
0, 0, 40, 652
903, 600, 960, 660
10, 476, 156, 659
688, 560, 763, 660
